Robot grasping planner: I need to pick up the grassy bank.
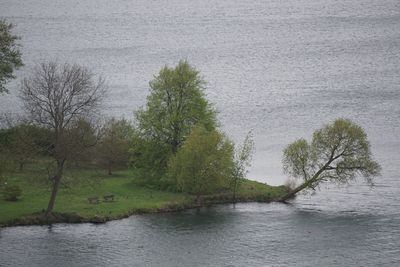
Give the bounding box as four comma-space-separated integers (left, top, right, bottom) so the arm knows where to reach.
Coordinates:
0, 164, 287, 227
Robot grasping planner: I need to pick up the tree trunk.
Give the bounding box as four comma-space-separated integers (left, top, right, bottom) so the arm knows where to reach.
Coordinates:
278, 164, 329, 202
232, 179, 238, 203
19, 162, 24, 171
45, 162, 64, 216
108, 161, 112, 175
196, 194, 203, 206
278, 181, 311, 202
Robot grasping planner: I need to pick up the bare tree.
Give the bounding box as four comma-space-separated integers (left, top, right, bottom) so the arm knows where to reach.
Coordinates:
20, 62, 105, 216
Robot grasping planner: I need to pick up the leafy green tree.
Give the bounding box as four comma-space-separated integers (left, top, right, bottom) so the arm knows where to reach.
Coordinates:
133, 60, 217, 184
137, 60, 216, 152
0, 19, 23, 94
279, 118, 381, 202
167, 126, 234, 198
231, 131, 255, 202
97, 118, 132, 175
0, 123, 45, 171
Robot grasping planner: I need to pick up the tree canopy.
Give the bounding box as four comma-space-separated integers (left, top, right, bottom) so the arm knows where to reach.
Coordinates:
0, 20, 23, 94
97, 118, 132, 175
136, 60, 216, 153
167, 126, 234, 196
132, 60, 217, 185
279, 118, 381, 201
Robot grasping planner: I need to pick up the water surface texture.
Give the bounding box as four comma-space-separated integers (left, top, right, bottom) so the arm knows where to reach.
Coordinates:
1, 0, 399, 266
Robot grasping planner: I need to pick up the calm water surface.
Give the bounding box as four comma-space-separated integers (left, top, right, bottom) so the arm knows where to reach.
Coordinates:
1, 0, 400, 266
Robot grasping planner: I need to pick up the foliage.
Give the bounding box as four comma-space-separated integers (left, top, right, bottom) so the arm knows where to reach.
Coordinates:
2, 184, 22, 201
136, 60, 216, 151
280, 118, 381, 201
0, 152, 13, 183
132, 60, 217, 184
0, 123, 44, 170
59, 119, 101, 168
167, 126, 234, 196
130, 131, 172, 187
96, 118, 132, 175
0, 19, 23, 94
0, 127, 13, 178
231, 131, 255, 201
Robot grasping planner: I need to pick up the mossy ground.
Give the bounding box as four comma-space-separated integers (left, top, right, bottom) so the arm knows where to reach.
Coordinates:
0, 163, 286, 227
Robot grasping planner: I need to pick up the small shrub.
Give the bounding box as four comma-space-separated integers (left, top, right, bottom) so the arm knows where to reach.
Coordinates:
3, 185, 22, 201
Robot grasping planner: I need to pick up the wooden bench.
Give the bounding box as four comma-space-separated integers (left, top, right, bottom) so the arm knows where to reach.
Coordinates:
88, 196, 99, 204
103, 194, 115, 202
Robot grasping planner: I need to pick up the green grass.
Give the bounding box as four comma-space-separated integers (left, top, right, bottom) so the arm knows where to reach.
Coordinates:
237, 179, 287, 200
0, 163, 286, 227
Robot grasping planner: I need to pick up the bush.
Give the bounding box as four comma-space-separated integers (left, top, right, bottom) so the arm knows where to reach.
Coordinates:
3, 184, 22, 201
167, 126, 234, 196
130, 132, 172, 188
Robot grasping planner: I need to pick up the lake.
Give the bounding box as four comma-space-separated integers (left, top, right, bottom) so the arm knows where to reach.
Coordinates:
0, 0, 399, 266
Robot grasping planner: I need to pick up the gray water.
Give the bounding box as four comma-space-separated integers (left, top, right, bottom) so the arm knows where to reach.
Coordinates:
1, 0, 400, 266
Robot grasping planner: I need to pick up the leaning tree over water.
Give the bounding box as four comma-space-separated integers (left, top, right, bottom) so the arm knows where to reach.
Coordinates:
279, 118, 381, 202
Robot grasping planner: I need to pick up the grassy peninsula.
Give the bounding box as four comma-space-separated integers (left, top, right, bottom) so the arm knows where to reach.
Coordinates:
1, 61, 288, 228
0, 163, 286, 227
